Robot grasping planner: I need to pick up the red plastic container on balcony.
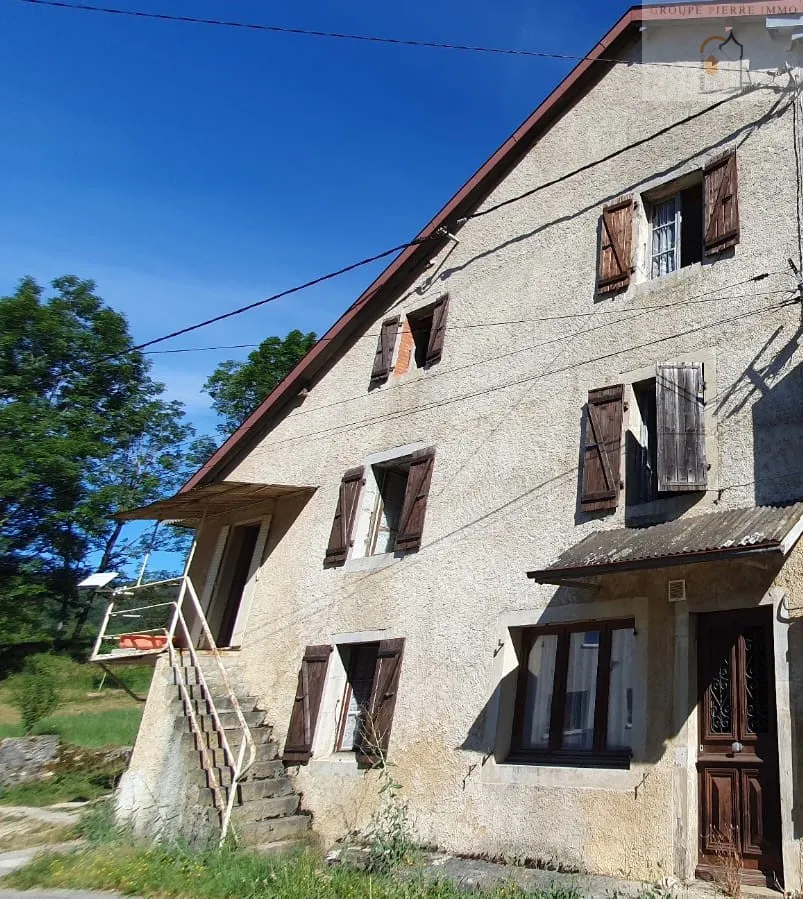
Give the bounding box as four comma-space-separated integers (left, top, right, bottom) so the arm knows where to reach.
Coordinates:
117, 634, 169, 651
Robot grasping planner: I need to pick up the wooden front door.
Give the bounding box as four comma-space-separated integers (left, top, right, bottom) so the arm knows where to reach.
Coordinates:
697, 608, 782, 887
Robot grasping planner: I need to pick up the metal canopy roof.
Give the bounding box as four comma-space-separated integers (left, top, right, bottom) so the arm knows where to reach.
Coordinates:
116, 481, 316, 523
528, 503, 803, 584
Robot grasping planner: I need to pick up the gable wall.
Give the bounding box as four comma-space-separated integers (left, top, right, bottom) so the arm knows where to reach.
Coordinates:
187, 19, 803, 877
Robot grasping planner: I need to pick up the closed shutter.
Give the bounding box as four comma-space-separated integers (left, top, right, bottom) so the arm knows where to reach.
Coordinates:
704, 151, 739, 256
580, 385, 624, 512
598, 198, 634, 294
395, 449, 435, 553
283, 644, 332, 764
324, 467, 365, 567
371, 316, 400, 381
656, 362, 707, 492
425, 295, 450, 365
356, 638, 405, 766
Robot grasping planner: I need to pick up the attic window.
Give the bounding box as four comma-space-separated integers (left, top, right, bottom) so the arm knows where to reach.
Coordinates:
408, 305, 437, 368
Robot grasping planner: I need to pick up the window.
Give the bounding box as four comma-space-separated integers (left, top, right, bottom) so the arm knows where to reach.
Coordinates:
628, 362, 707, 504
580, 362, 707, 515
282, 638, 406, 765
648, 183, 703, 279
368, 462, 410, 555
371, 296, 449, 382
335, 642, 379, 751
595, 150, 739, 295
324, 448, 436, 567
509, 619, 636, 767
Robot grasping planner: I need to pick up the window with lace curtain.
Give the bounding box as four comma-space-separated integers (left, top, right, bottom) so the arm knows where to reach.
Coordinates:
508, 619, 636, 767
648, 181, 703, 279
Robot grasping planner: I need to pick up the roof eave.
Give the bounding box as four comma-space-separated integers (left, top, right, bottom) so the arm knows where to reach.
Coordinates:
527, 541, 784, 583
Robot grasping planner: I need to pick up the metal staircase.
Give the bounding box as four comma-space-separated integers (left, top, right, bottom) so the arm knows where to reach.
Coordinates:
90, 568, 259, 846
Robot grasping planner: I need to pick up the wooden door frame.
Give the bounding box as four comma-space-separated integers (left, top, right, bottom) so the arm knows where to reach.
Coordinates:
671, 588, 797, 890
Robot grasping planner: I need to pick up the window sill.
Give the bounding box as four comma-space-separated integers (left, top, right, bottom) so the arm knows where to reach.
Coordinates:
625, 490, 711, 526
627, 261, 702, 299
343, 551, 404, 573
308, 753, 363, 776
481, 756, 641, 791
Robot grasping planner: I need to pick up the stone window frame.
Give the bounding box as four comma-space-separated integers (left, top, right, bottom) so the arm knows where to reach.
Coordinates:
481, 600, 649, 791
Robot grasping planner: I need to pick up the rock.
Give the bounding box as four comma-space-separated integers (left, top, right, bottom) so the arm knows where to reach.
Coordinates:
0, 737, 60, 788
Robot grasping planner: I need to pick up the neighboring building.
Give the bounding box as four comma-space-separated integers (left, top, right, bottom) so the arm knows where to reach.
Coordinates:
107, 2, 803, 889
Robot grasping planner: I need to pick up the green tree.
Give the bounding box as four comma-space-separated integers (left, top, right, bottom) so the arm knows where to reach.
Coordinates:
0, 276, 213, 641
203, 329, 317, 434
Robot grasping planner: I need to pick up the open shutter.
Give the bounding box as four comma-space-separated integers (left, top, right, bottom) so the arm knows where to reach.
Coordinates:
704, 151, 739, 256
395, 449, 435, 553
580, 385, 624, 512
283, 644, 332, 764
425, 295, 449, 365
356, 638, 405, 766
598, 198, 634, 294
324, 467, 365, 567
657, 362, 707, 492
371, 316, 400, 381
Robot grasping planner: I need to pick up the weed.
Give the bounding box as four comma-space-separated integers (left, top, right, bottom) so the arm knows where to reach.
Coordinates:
359, 711, 418, 874
710, 827, 743, 899
8, 654, 62, 733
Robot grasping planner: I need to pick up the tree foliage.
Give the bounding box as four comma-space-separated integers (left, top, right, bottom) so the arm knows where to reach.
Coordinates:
203, 329, 317, 434
0, 276, 213, 641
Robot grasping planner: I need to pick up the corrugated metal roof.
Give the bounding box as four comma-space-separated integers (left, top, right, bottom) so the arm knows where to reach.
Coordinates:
528, 503, 803, 583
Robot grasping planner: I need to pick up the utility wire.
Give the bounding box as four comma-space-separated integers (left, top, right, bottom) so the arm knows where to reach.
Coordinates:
16, 0, 708, 71
141, 280, 789, 355
248, 293, 800, 453
100, 237, 437, 360
116, 88, 790, 363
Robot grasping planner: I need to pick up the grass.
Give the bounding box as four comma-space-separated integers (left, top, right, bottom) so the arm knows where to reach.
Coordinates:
0, 819, 76, 851
6, 843, 581, 899
0, 658, 152, 747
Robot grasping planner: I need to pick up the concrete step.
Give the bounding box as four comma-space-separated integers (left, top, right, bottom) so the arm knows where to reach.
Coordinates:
181, 726, 275, 753
252, 838, 311, 857
188, 759, 285, 788
229, 793, 300, 824
237, 814, 311, 845
191, 741, 279, 768
199, 777, 295, 807
180, 708, 266, 733
177, 688, 258, 712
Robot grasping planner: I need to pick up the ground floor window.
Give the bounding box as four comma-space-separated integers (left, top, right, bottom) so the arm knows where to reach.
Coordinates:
509, 618, 635, 767
335, 642, 379, 751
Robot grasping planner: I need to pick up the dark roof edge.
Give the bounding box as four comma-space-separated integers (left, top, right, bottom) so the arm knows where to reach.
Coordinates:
181, 7, 646, 492
526, 541, 783, 582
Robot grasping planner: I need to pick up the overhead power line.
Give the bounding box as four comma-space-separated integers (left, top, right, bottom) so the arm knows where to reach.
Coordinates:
16, 0, 708, 71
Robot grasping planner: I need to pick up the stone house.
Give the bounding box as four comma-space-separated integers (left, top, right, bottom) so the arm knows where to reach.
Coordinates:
107, 2, 803, 889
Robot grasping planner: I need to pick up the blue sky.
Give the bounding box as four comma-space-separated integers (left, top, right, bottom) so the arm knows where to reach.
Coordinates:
0, 0, 624, 440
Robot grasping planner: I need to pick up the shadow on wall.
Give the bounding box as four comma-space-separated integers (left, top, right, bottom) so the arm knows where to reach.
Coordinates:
460, 562, 789, 772
715, 322, 803, 506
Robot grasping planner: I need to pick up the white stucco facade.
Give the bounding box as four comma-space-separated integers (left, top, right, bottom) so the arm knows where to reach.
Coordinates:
121, 9, 803, 886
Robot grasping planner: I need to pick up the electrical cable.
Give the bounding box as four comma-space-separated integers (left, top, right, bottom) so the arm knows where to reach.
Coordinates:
86, 87, 789, 364
16, 0, 709, 71
246, 293, 800, 453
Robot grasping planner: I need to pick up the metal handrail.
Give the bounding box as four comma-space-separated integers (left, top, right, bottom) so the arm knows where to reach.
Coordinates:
180, 576, 256, 845
89, 573, 256, 846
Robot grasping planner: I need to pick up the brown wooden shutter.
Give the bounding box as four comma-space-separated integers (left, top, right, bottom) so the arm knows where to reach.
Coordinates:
598, 198, 634, 294
704, 151, 739, 256
656, 362, 707, 492
425, 295, 449, 365
324, 467, 365, 567
395, 449, 435, 553
580, 385, 624, 512
371, 316, 400, 381
283, 644, 332, 764
356, 638, 405, 766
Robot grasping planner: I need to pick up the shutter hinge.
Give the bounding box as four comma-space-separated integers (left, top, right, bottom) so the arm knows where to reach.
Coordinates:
623, 401, 629, 412
619, 480, 624, 490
